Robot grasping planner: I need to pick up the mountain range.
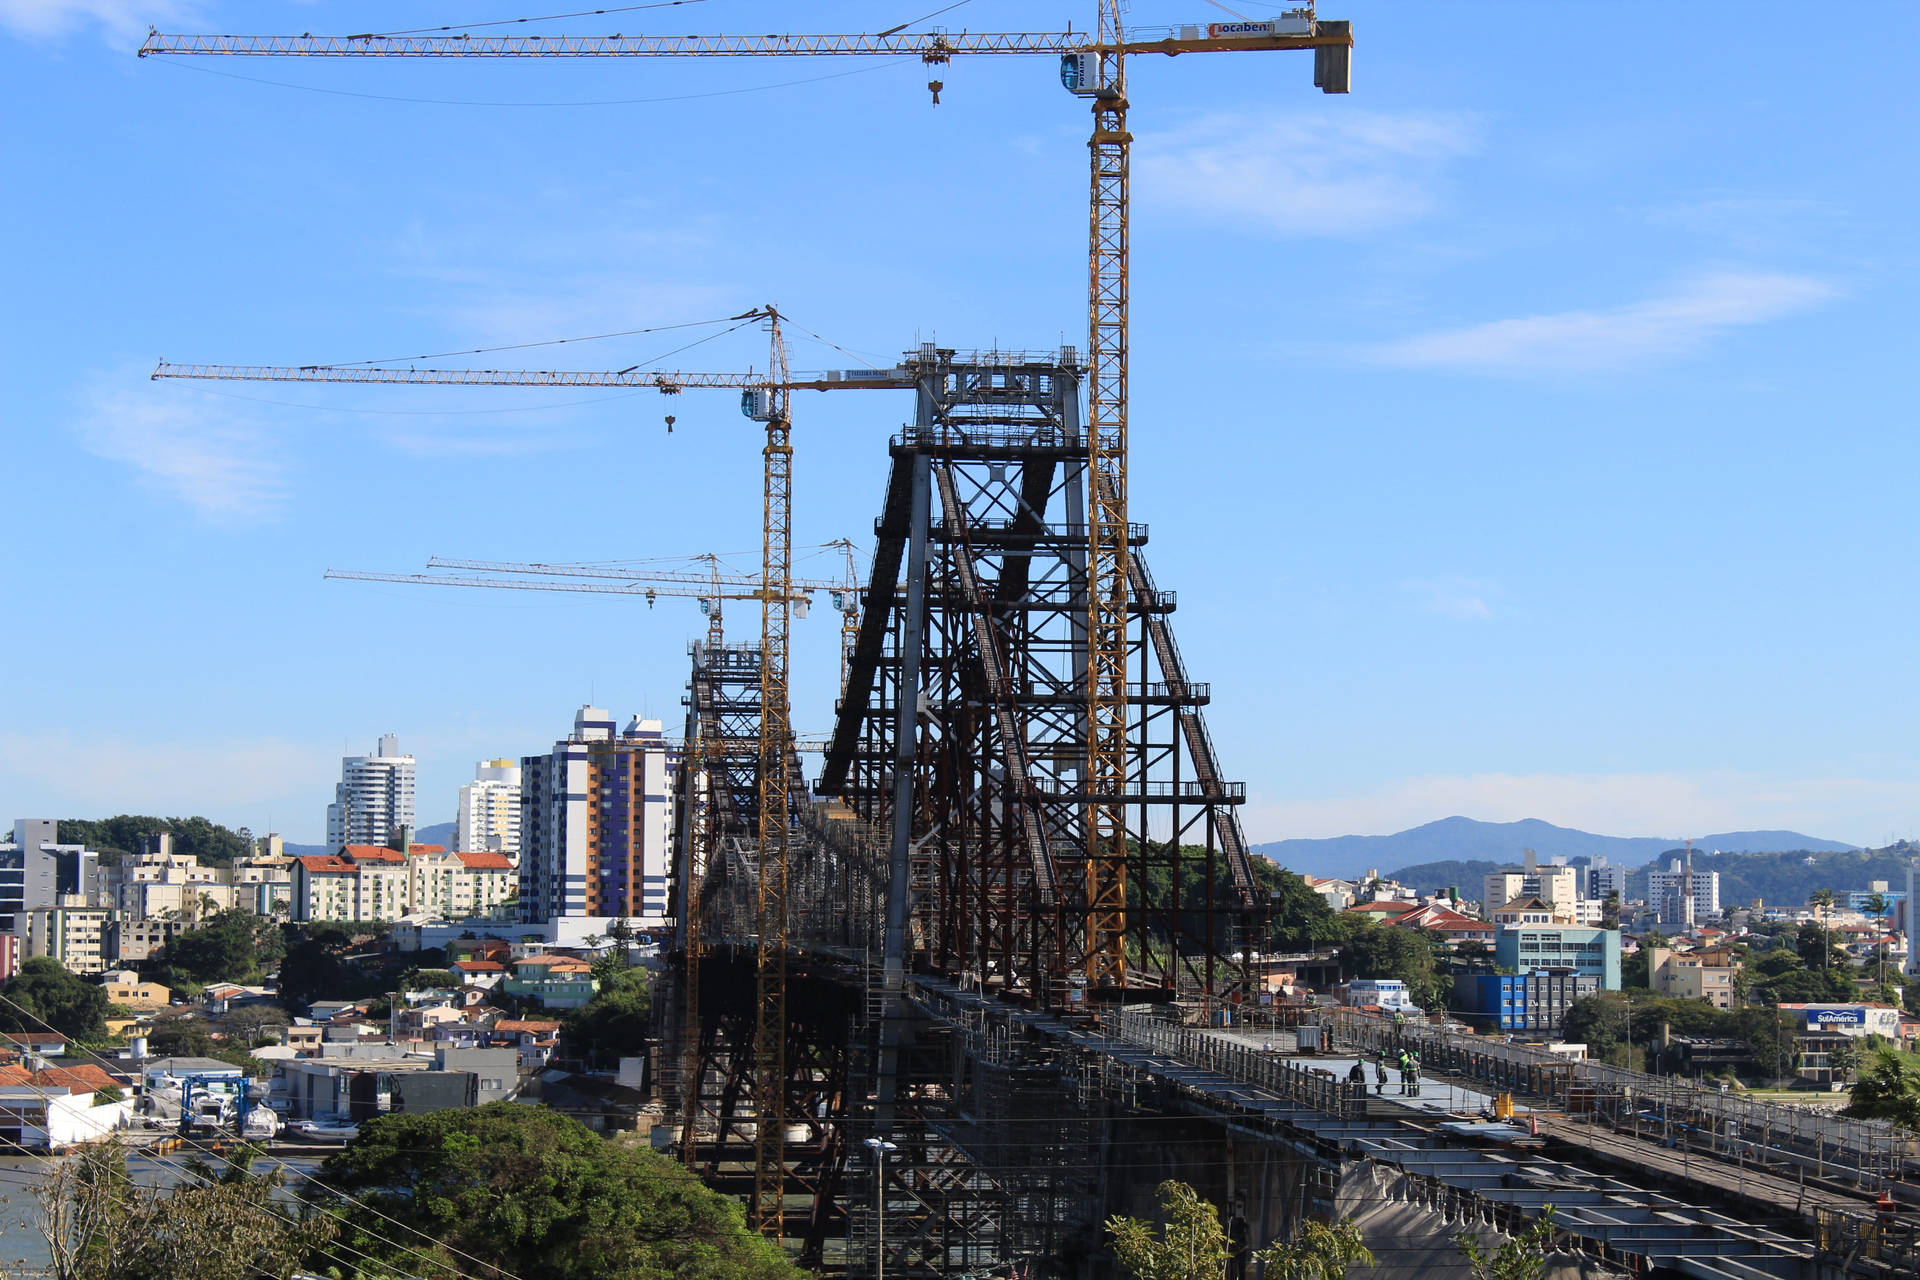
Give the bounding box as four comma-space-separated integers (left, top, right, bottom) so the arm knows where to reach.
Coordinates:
1252, 816, 1854, 882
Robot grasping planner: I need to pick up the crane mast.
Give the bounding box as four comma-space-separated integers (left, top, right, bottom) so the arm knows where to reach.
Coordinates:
142, 6, 1353, 1240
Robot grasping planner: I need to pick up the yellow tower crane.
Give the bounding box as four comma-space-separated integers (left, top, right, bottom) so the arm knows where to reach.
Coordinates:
154, 321, 898, 1230
324, 546, 854, 1174
141, 0, 1353, 1035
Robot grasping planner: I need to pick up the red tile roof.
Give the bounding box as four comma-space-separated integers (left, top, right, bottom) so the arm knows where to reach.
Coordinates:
407, 844, 448, 856
0, 1065, 33, 1084
452, 960, 504, 972
343, 845, 406, 863
456, 851, 513, 870
34, 1065, 119, 1093
297, 855, 355, 874
494, 1019, 562, 1034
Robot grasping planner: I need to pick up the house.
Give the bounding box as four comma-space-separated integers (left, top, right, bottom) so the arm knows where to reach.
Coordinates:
1490, 896, 1561, 927
1342, 901, 1415, 926
502, 955, 598, 1009
490, 1019, 563, 1069
101, 974, 171, 1013
1388, 903, 1495, 948
392, 1001, 467, 1043
1302, 875, 1358, 913
450, 959, 506, 989
1649, 946, 1742, 1010
9, 1032, 69, 1059
0, 1066, 132, 1149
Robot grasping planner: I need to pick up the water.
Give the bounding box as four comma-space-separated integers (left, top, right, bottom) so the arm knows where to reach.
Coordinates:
0, 1145, 330, 1275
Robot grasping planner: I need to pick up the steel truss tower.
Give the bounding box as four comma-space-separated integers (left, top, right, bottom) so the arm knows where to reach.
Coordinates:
820, 346, 1264, 1009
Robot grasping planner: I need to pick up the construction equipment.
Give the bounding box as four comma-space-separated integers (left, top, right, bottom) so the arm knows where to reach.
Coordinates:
156, 317, 891, 1231
140, 0, 1352, 1019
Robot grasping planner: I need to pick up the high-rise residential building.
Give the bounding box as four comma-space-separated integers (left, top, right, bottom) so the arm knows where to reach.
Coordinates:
1585, 856, 1629, 901
0, 820, 82, 933
519, 706, 676, 927
1481, 850, 1581, 917
457, 759, 523, 855
1648, 857, 1720, 925
325, 734, 416, 851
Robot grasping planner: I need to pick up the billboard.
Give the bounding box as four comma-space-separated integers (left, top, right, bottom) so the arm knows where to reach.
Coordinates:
1802, 1005, 1866, 1028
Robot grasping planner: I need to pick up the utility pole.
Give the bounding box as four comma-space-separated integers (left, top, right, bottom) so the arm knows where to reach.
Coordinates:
864, 1136, 897, 1280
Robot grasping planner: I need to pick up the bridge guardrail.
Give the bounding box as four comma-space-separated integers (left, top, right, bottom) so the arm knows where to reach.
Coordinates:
1111, 1011, 1366, 1120
1323, 1007, 1918, 1192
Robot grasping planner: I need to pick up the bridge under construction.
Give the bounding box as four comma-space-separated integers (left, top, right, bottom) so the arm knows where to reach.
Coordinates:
651, 347, 1920, 1280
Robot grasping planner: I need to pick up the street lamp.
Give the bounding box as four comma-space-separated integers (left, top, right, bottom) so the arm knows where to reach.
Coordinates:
864, 1136, 898, 1280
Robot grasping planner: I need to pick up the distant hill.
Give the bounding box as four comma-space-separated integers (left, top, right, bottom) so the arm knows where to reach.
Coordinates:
283, 819, 455, 860
1253, 816, 1853, 882
1652, 845, 1918, 913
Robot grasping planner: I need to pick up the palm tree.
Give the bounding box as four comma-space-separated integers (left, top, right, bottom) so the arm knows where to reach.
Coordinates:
1867, 893, 1891, 985
1809, 889, 1837, 971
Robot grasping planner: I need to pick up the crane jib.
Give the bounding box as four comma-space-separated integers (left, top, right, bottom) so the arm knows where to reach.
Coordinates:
137, 32, 1350, 59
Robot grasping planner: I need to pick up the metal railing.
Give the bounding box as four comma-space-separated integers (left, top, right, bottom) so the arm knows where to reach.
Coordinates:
1110, 1010, 1365, 1119
1324, 1008, 1919, 1190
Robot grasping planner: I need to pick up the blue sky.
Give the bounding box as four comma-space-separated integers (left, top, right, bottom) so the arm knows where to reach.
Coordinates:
4, 0, 1917, 848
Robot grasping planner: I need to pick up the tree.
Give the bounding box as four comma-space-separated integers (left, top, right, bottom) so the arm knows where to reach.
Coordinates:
1259, 1217, 1373, 1280
1455, 1206, 1559, 1280
564, 967, 650, 1069
221, 1006, 289, 1048
317, 1103, 801, 1280
37, 1139, 334, 1280
151, 910, 282, 986
1600, 890, 1621, 931
1341, 922, 1446, 1010
0, 958, 110, 1042
1843, 1047, 1920, 1128
1107, 1180, 1232, 1280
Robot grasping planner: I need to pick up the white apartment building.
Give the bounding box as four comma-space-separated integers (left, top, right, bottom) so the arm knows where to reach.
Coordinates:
1648, 859, 1721, 925
409, 849, 516, 920
1483, 853, 1580, 915
325, 734, 416, 851
290, 846, 515, 923
16, 907, 113, 975
457, 759, 523, 855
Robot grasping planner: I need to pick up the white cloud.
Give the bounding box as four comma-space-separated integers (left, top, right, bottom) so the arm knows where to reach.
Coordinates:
1244, 769, 1914, 850
1136, 110, 1481, 235
73, 375, 288, 521
0, 0, 197, 42
1403, 576, 1496, 621
1367, 271, 1836, 374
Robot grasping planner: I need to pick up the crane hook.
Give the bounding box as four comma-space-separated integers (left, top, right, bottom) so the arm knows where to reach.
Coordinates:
664, 414, 676, 434
927, 79, 943, 106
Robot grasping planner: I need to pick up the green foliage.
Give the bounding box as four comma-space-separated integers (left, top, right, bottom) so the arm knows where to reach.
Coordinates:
149, 910, 284, 986
55, 816, 251, 866
1455, 1206, 1558, 1280
1562, 992, 1801, 1077
1258, 860, 1345, 952
1, 957, 110, 1042
563, 967, 650, 1069
36, 1138, 334, 1280
1843, 1047, 1920, 1129
1340, 921, 1447, 1009
274, 926, 429, 1011
316, 1103, 802, 1280
1106, 1180, 1232, 1280
1258, 1217, 1374, 1280
400, 968, 457, 992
